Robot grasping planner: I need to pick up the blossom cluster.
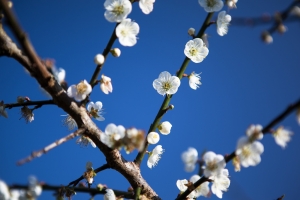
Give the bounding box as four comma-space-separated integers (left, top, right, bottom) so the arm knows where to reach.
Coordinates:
100, 123, 145, 154
0, 177, 42, 200
180, 149, 230, 198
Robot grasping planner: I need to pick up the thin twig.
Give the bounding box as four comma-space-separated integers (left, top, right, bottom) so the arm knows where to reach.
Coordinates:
17, 128, 86, 165
9, 184, 134, 199
68, 164, 110, 187
176, 98, 300, 200
5, 100, 55, 109
134, 12, 214, 166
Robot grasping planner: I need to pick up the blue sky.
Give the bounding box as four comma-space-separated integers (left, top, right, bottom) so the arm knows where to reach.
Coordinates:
1, 0, 300, 200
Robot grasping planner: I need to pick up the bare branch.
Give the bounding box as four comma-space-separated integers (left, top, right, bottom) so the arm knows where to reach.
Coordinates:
5, 99, 54, 109
17, 128, 86, 166
9, 184, 135, 199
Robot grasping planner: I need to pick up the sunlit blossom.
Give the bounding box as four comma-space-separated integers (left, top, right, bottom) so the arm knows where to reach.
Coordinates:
189, 72, 202, 90
198, 0, 223, 13
158, 121, 172, 135
104, 0, 132, 22
246, 124, 263, 141
104, 189, 116, 200
236, 136, 264, 167
181, 147, 198, 172
211, 169, 230, 199
139, 0, 155, 14
202, 151, 226, 178
217, 11, 231, 36
147, 145, 164, 168
67, 80, 92, 101
190, 174, 210, 197
100, 123, 126, 148
184, 38, 209, 63
100, 74, 113, 95
273, 126, 293, 149
153, 71, 180, 96
87, 101, 105, 121
147, 132, 160, 144
115, 18, 139, 47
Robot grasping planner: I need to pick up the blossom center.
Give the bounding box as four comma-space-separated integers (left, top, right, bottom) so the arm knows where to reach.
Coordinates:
113, 5, 124, 15
90, 107, 100, 118
241, 146, 251, 158
206, 161, 218, 171
77, 82, 87, 94
162, 82, 171, 91
189, 47, 198, 56
207, 0, 216, 7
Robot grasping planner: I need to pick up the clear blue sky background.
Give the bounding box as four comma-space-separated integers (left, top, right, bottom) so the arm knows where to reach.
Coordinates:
1, 0, 300, 200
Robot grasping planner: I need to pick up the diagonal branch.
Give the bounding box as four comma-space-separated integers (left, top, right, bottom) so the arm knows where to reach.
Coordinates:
9, 184, 135, 199
17, 128, 86, 165
176, 98, 300, 200
5, 99, 55, 109
134, 12, 214, 166
0, 1, 160, 198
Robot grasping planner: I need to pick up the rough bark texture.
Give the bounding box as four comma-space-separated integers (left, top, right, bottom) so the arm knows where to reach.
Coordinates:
0, 21, 161, 200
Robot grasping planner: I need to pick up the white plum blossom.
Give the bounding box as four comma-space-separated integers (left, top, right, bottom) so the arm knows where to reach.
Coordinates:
189, 72, 202, 90
273, 126, 293, 149
211, 169, 230, 199
0, 180, 10, 200
77, 135, 96, 148
190, 175, 210, 198
236, 136, 264, 167
52, 67, 66, 83
139, 0, 155, 14
100, 123, 126, 148
246, 124, 263, 141
147, 145, 164, 168
198, 0, 224, 13
147, 132, 160, 144
153, 71, 181, 96
203, 151, 226, 178
217, 11, 231, 36
28, 176, 42, 198
188, 28, 195, 36
158, 121, 172, 135
104, 0, 132, 23
115, 19, 139, 47
226, 0, 237, 9
184, 38, 209, 63
291, 6, 300, 17
181, 147, 198, 172
104, 189, 116, 200
100, 74, 113, 95
87, 101, 105, 121
67, 80, 92, 101
94, 54, 105, 65
176, 179, 196, 200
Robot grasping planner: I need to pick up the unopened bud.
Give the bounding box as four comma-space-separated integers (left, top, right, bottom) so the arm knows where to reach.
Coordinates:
8, 1, 13, 8
277, 24, 287, 34
110, 48, 121, 57
261, 31, 273, 44
94, 54, 105, 65
291, 6, 300, 17
188, 28, 195, 36
169, 104, 174, 110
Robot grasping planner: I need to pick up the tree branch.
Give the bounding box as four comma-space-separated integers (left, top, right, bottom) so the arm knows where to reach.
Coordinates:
68, 163, 110, 187
135, 12, 214, 166
5, 99, 54, 109
17, 128, 86, 166
0, 1, 160, 198
176, 98, 300, 200
9, 184, 134, 199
